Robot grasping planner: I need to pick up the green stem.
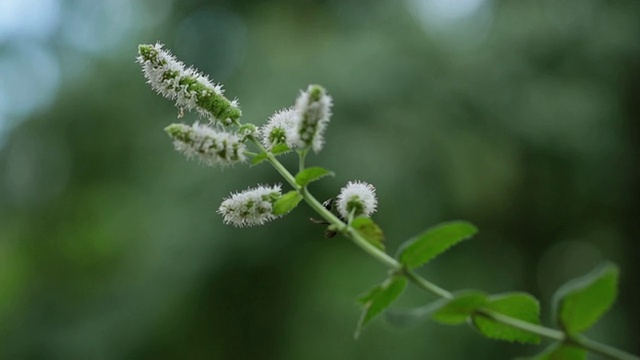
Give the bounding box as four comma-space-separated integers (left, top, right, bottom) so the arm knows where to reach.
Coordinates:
570, 335, 639, 360
403, 269, 453, 300
298, 148, 308, 173
253, 143, 638, 360
477, 309, 565, 341
246, 135, 299, 190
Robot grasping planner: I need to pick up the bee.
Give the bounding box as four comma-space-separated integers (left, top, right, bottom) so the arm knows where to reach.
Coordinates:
309, 198, 342, 238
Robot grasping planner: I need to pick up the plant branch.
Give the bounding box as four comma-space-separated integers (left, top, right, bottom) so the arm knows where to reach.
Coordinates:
256, 144, 638, 360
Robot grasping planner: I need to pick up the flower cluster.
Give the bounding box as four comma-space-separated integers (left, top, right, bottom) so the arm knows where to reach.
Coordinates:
217, 185, 283, 227
258, 85, 333, 154
336, 181, 378, 219
165, 123, 246, 166
288, 85, 333, 153
137, 43, 241, 125
260, 108, 295, 150
138, 43, 373, 229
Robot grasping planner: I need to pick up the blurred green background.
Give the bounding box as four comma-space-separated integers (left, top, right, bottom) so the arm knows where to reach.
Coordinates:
1, 0, 639, 359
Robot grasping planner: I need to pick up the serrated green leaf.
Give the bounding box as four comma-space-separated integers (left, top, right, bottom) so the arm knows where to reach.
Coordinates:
295, 166, 334, 187
472, 292, 541, 344
272, 190, 302, 215
355, 275, 407, 338
251, 153, 268, 165
351, 217, 385, 250
271, 143, 290, 155
552, 262, 619, 335
519, 343, 586, 360
432, 291, 488, 325
397, 221, 477, 269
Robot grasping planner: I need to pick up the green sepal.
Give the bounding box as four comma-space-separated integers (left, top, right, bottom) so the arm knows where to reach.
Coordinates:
397, 221, 477, 269
471, 292, 541, 344
552, 262, 619, 335
295, 166, 334, 187
351, 217, 384, 251
431, 291, 488, 325
272, 190, 302, 215
355, 275, 408, 338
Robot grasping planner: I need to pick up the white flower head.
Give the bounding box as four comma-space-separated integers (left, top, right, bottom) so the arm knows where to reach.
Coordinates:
165, 122, 246, 166
137, 43, 241, 125
336, 181, 378, 219
288, 84, 333, 153
260, 107, 296, 150
218, 184, 283, 227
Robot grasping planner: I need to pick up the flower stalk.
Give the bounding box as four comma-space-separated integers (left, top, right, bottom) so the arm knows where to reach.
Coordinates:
137, 43, 639, 360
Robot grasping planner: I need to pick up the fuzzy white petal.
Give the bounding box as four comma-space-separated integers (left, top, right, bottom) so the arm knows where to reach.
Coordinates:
336, 181, 378, 219
260, 107, 296, 150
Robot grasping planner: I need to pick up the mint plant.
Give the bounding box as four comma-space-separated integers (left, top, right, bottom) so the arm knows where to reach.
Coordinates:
137, 43, 639, 360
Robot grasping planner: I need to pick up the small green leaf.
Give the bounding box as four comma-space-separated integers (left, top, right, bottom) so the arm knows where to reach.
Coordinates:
520, 343, 586, 360
271, 143, 290, 155
295, 166, 334, 187
552, 262, 619, 335
397, 221, 477, 269
432, 291, 488, 325
355, 275, 408, 338
351, 217, 384, 250
272, 190, 302, 215
251, 153, 268, 165
472, 292, 541, 344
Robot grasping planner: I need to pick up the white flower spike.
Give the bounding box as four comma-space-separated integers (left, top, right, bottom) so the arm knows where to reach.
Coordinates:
289, 84, 332, 153
137, 43, 241, 125
165, 122, 246, 166
218, 185, 283, 227
336, 181, 378, 219
260, 107, 296, 150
